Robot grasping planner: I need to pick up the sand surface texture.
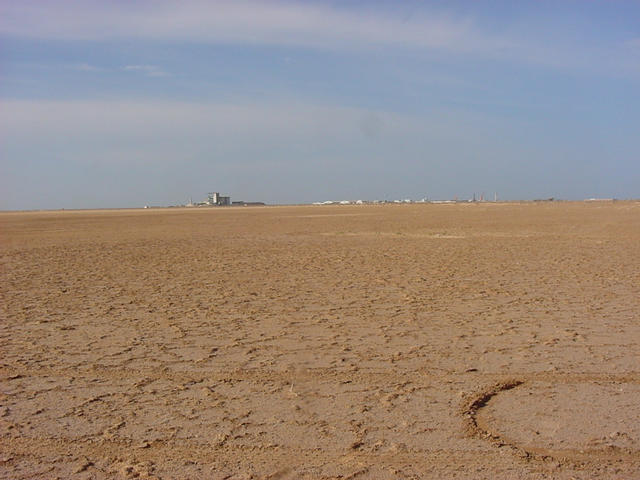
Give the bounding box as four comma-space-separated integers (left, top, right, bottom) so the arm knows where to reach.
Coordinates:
1, 203, 639, 479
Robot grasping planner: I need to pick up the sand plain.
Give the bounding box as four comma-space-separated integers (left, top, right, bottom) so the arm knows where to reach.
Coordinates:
1, 202, 639, 479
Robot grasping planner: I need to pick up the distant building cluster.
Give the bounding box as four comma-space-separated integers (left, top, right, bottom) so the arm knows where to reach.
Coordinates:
312, 193, 500, 205
183, 191, 265, 208
311, 196, 620, 206
207, 192, 230, 206
159, 191, 621, 210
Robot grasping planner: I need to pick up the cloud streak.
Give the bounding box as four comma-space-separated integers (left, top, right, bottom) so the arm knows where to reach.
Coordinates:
0, 1, 479, 49
74, 63, 104, 72
1, 99, 512, 153
122, 65, 169, 77
2, 0, 636, 75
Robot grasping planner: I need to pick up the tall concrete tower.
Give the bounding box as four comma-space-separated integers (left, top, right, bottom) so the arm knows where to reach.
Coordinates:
207, 192, 219, 205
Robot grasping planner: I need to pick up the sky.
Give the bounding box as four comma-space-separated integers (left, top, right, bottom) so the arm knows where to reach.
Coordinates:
1, 1, 639, 209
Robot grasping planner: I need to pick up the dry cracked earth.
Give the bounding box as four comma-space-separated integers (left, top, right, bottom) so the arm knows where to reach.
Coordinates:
1, 202, 639, 479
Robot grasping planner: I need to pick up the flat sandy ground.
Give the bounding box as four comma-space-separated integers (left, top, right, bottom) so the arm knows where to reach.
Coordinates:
1, 202, 639, 479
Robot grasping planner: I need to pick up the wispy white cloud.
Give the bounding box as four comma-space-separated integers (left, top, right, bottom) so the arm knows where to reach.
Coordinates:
64, 63, 169, 76
1, 1, 637, 77
0, 1, 586, 70
74, 63, 104, 72
625, 38, 640, 48
0, 1, 481, 50
0, 99, 411, 145
0, 99, 515, 165
122, 65, 169, 77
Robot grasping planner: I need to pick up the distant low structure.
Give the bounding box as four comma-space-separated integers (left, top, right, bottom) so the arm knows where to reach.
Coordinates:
181, 191, 265, 208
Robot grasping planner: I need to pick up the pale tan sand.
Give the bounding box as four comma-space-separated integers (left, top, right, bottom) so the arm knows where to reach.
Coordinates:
1, 202, 639, 479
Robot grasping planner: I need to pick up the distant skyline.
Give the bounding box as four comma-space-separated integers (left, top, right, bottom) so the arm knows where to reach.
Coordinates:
1, 1, 639, 209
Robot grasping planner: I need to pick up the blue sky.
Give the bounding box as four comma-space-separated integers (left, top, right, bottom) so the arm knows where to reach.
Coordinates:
1, 1, 639, 209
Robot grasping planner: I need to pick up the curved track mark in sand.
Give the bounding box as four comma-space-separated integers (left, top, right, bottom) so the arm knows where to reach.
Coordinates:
463, 377, 640, 465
